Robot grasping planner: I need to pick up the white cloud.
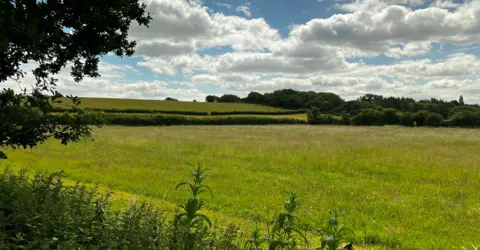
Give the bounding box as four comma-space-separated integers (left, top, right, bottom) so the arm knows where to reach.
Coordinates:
135, 41, 194, 56
129, 0, 279, 56
288, 2, 480, 58
236, 5, 252, 17
8, 0, 480, 104
215, 2, 232, 9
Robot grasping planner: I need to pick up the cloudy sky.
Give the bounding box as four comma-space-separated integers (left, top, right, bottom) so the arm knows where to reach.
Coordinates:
7, 0, 480, 103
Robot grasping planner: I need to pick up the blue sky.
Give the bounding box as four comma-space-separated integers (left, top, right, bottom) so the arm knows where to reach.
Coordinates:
9, 0, 480, 103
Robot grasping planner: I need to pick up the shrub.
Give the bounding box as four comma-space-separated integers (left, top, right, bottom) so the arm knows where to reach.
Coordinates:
424, 113, 444, 127
383, 108, 400, 125
412, 110, 431, 126
54, 113, 307, 126
352, 109, 385, 126
211, 110, 306, 116
445, 110, 480, 127
0, 166, 357, 249
54, 107, 209, 116
400, 112, 414, 127
340, 113, 352, 125
0, 168, 166, 249
308, 108, 336, 125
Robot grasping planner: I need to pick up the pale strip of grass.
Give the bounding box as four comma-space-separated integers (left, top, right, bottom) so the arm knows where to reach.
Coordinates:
3, 125, 480, 249
56, 97, 289, 112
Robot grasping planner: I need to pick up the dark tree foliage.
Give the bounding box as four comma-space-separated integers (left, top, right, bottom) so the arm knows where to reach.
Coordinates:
383, 108, 400, 125
165, 97, 178, 101
424, 113, 444, 127
205, 95, 219, 103
446, 110, 480, 127
400, 112, 415, 127
243, 89, 343, 112
412, 110, 432, 126
243, 91, 264, 103
352, 109, 385, 126
218, 94, 241, 103
0, 0, 151, 158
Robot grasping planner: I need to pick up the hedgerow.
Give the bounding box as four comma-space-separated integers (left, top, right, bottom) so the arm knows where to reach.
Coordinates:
210, 110, 306, 116
54, 107, 209, 116
53, 112, 307, 126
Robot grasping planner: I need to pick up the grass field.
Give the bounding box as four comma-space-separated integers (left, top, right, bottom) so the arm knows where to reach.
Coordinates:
2, 125, 480, 249
57, 97, 289, 112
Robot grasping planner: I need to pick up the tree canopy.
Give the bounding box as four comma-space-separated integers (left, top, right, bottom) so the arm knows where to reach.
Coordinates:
0, 0, 151, 158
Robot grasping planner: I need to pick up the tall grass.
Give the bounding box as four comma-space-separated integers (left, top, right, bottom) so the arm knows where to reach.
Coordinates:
0, 166, 356, 249
2, 125, 480, 249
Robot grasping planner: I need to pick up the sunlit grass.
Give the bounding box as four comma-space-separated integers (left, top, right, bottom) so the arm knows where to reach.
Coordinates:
3, 125, 480, 249
56, 97, 289, 112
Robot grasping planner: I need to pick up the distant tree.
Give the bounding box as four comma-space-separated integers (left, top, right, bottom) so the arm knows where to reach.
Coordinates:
218, 94, 241, 103
205, 95, 219, 103
424, 113, 444, 127
0, 0, 151, 159
340, 113, 351, 125
400, 112, 415, 127
447, 110, 480, 127
352, 109, 385, 126
459, 95, 465, 105
413, 110, 431, 126
193, 99, 197, 103
165, 97, 178, 101
307, 108, 334, 125
383, 108, 400, 125
244, 92, 264, 103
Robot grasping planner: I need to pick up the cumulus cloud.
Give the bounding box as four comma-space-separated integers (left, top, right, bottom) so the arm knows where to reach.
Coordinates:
129, 0, 279, 55
236, 5, 252, 17
7, 0, 480, 103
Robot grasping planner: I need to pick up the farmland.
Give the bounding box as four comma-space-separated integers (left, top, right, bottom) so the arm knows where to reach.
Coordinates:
56, 97, 290, 112
2, 125, 480, 249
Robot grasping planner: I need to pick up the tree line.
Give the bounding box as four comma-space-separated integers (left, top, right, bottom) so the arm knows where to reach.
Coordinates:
206, 90, 480, 127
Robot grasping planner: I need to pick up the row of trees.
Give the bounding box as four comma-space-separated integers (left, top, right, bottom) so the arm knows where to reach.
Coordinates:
308, 107, 480, 127
206, 90, 478, 120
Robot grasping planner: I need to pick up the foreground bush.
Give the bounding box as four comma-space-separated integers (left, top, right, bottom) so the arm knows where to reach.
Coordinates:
0, 168, 166, 249
0, 166, 355, 249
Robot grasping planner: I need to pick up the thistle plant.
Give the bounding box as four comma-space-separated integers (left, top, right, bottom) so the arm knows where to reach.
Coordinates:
268, 190, 308, 250
172, 163, 213, 249
317, 210, 354, 250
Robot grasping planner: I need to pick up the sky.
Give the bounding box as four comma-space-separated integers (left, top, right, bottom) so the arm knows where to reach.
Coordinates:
6, 0, 480, 103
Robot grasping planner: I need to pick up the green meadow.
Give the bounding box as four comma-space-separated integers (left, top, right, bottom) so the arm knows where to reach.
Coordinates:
56, 97, 290, 112
2, 125, 480, 249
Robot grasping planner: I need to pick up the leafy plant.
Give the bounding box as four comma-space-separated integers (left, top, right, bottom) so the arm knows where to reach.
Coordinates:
172, 163, 214, 249
246, 226, 267, 250
317, 211, 354, 250
268, 190, 308, 250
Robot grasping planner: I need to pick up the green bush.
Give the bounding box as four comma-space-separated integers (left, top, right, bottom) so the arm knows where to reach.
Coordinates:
54, 107, 209, 116
0, 168, 167, 249
0, 167, 356, 249
424, 113, 444, 127
383, 108, 400, 125
400, 112, 414, 127
307, 108, 341, 125
210, 110, 306, 116
340, 113, 352, 125
55, 113, 307, 126
412, 110, 431, 126
352, 109, 385, 126
445, 110, 480, 127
